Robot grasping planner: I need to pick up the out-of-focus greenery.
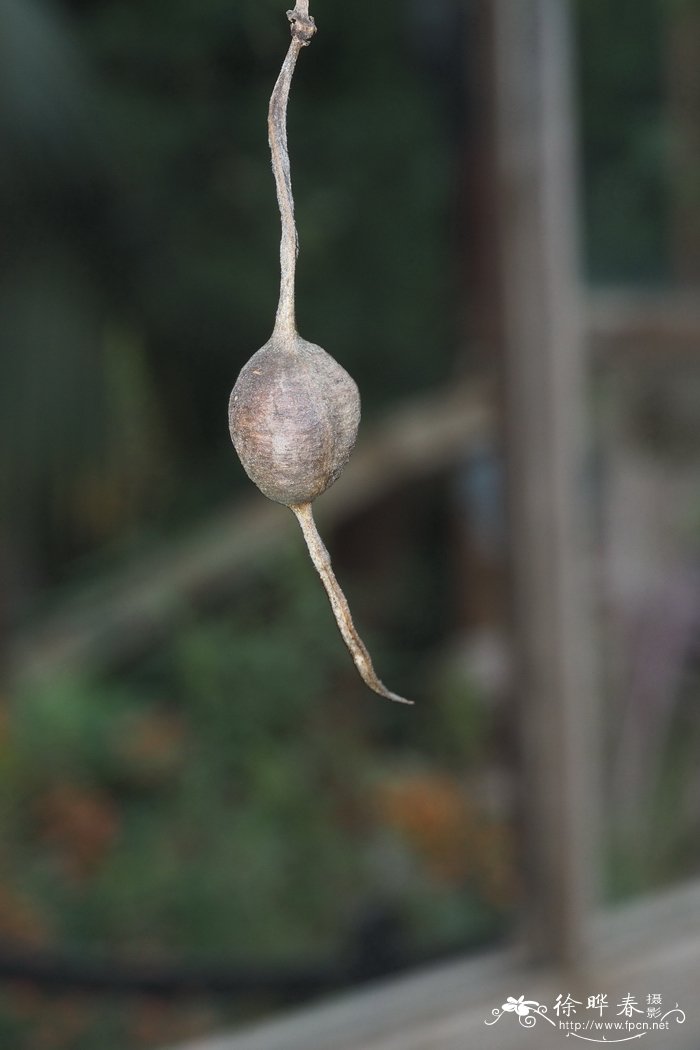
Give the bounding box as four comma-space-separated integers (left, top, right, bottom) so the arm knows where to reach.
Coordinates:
1, 5, 499, 1047
1, 0, 453, 572
576, 0, 669, 283
0, 543, 511, 1049
0, 0, 677, 566
1, 1, 697, 1048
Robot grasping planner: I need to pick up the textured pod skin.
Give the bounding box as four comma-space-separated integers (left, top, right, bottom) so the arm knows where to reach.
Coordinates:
228, 332, 361, 506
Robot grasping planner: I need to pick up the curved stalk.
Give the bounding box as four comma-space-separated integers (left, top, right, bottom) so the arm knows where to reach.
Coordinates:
265, 5, 411, 705
268, 2, 317, 337
291, 503, 413, 705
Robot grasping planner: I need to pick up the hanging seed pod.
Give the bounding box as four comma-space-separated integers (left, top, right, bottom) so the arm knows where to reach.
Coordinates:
229, 1, 411, 705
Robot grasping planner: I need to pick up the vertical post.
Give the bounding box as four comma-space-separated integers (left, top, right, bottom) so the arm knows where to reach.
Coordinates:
473, 0, 599, 965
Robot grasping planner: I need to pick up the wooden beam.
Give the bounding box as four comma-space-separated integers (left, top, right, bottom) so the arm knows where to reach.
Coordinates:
168, 881, 700, 1050
9, 383, 492, 685
477, 0, 599, 965
587, 289, 700, 359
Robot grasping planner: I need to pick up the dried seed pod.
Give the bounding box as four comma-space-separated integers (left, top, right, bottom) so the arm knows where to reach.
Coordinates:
229, 332, 360, 507
228, 1, 411, 705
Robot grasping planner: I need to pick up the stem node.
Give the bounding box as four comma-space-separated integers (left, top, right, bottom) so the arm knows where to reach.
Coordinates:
287, 7, 317, 45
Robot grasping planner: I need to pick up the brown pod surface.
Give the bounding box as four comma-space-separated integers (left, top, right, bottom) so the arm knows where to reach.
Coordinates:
229, 332, 360, 507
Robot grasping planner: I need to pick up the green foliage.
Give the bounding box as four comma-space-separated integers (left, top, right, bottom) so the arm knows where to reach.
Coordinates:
2, 543, 509, 946
577, 0, 670, 282
0, 543, 511, 1047
1, 0, 453, 578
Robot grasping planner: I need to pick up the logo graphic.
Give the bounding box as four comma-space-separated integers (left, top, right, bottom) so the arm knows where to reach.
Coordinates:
484, 993, 686, 1043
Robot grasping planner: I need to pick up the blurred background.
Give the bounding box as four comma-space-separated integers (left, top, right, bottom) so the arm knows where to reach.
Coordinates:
1, 0, 700, 1047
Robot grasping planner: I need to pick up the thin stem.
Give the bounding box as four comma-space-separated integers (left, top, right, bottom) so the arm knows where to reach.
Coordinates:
269, 3, 317, 338
291, 503, 413, 705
